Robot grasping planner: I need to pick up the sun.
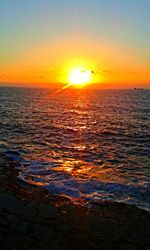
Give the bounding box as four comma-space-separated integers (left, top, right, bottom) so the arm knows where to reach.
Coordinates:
68, 68, 92, 87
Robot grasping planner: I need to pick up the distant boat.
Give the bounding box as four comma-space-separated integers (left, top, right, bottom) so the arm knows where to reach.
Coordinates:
134, 88, 144, 90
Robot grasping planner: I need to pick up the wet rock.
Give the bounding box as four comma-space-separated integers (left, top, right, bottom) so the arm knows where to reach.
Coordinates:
0, 153, 150, 250
0, 190, 25, 213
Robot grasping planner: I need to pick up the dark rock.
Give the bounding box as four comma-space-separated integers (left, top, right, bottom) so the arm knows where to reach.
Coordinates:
0, 154, 150, 250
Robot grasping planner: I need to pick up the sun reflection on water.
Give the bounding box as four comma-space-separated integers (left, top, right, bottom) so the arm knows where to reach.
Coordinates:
2, 88, 150, 210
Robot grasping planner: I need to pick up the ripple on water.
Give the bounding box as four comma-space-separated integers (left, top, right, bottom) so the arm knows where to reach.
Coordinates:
0, 88, 150, 212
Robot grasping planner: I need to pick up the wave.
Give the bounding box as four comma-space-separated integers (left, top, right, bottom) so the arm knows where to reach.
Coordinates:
4, 150, 150, 212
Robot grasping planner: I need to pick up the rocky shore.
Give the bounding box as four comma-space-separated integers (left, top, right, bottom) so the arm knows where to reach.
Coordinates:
0, 153, 150, 250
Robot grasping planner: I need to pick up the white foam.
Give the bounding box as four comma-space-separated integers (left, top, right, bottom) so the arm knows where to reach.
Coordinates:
5, 151, 150, 212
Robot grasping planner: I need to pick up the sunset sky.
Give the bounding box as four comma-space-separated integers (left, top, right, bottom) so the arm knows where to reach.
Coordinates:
0, 0, 150, 88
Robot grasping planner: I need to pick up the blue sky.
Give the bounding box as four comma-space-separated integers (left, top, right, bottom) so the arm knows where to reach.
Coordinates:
0, 0, 150, 86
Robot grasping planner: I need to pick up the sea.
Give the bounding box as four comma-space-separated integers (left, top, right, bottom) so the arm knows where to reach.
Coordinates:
0, 87, 150, 211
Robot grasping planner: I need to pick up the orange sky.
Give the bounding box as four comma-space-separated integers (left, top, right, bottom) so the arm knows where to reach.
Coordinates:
0, 36, 150, 89
0, 1, 150, 89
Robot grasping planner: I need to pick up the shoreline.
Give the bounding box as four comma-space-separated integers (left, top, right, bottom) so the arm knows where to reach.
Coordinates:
0, 153, 150, 249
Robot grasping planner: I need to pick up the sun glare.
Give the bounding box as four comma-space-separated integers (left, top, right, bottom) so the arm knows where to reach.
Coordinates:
68, 68, 92, 87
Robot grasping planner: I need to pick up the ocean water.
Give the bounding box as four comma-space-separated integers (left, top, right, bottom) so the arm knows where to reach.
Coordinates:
0, 87, 150, 211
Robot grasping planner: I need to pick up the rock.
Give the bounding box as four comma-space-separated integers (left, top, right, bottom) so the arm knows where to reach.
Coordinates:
0, 153, 150, 250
